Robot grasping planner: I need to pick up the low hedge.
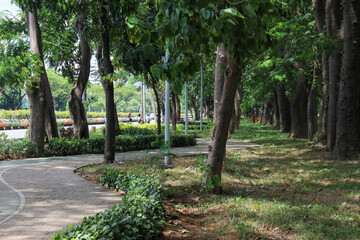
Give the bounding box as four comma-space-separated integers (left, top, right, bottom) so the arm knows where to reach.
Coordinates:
52, 168, 164, 240
0, 110, 132, 120
0, 133, 197, 160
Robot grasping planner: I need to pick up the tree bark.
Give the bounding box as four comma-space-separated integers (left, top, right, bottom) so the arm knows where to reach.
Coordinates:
25, 10, 47, 154
213, 43, 227, 122
314, 0, 329, 145
326, 0, 343, 151
206, 49, 241, 193
290, 76, 308, 139
68, 15, 90, 139
308, 69, 319, 141
175, 93, 181, 121
148, 87, 157, 122
262, 100, 273, 125
97, 8, 115, 163
275, 82, 291, 132
229, 86, 242, 133
334, 0, 360, 159
149, 73, 161, 134
191, 95, 200, 120
272, 90, 280, 128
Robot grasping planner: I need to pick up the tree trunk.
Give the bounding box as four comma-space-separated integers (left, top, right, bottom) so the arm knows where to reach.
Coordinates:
326, 0, 343, 151
262, 100, 273, 125
203, 98, 210, 119
229, 87, 242, 133
290, 76, 308, 139
175, 93, 181, 121
272, 90, 280, 128
275, 82, 291, 132
97, 8, 115, 163
191, 96, 200, 120
334, 0, 360, 159
206, 49, 241, 193
25, 10, 47, 154
307, 69, 319, 141
148, 88, 157, 122
213, 43, 227, 122
69, 15, 90, 139
149, 73, 161, 134
314, 0, 329, 145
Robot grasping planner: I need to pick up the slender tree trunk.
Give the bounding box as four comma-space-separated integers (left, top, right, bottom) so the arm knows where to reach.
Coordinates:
191, 96, 200, 120
229, 87, 242, 133
275, 82, 291, 132
203, 98, 210, 119
97, 8, 115, 163
334, 0, 360, 159
213, 43, 227, 122
272, 91, 280, 128
175, 94, 181, 121
148, 87, 157, 122
206, 49, 241, 193
69, 15, 90, 139
149, 73, 161, 134
308, 68, 319, 141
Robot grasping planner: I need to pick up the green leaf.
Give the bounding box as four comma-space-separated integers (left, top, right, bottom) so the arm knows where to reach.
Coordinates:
214, 19, 223, 33
140, 31, 151, 44
223, 8, 244, 19
179, 17, 187, 27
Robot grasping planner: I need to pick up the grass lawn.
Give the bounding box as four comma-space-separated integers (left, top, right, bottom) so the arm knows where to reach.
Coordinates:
78, 118, 360, 240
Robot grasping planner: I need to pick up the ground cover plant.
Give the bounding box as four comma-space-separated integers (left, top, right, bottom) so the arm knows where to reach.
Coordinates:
78, 118, 360, 239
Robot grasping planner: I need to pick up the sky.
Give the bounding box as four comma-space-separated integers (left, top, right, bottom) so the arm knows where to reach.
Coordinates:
0, 0, 21, 15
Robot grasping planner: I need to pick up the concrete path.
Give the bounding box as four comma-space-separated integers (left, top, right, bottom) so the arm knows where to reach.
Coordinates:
0, 139, 258, 240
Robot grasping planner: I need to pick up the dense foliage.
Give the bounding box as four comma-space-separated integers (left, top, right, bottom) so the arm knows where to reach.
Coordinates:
52, 168, 164, 240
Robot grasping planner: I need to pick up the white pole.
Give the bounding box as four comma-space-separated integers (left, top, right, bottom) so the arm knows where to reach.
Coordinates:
164, 80, 171, 165
164, 49, 171, 166
200, 54, 203, 132
185, 83, 188, 134
142, 83, 146, 123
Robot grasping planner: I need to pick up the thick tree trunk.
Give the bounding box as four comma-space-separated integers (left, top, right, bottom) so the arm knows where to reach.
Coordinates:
314, 0, 329, 145
26, 10, 58, 141
171, 91, 177, 131
206, 49, 241, 193
275, 82, 291, 132
262, 100, 273, 125
290, 77, 308, 139
69, 15, 90, 139
326, 0, 343, 151
334, 0, 360, 159
25, 10, 47, 154
213, 43, 227, 122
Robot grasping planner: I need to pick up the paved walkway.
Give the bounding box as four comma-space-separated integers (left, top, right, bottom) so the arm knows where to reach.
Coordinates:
0, 139, 258, 240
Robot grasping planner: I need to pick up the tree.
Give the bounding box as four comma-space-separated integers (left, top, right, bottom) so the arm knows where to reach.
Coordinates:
334, 0, 360, 159
47, 69, 72, 111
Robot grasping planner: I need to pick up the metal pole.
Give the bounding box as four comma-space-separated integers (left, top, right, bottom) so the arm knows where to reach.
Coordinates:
142, 83, 146, 123
185, 83, 188, 134
164, 80, 171, 165
200, 54, 203, 132
164, 49, 171, 166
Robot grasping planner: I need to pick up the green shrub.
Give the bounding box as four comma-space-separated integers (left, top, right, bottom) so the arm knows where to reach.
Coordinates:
0, 133, 38, 160
52, 169, 164, 240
